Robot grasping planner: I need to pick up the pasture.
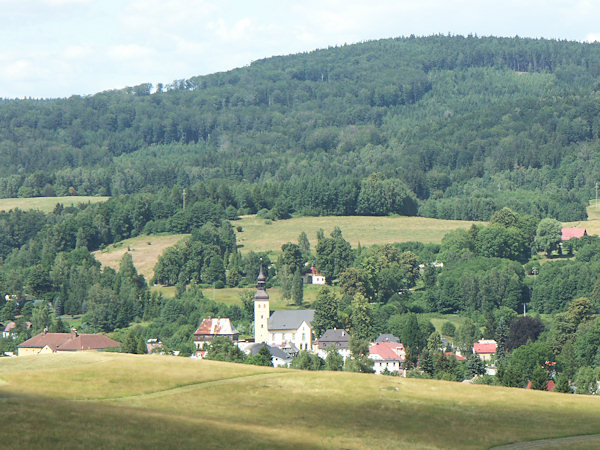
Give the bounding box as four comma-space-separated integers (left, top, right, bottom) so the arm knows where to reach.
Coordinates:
0, 195, 109, 212
92, 234, 189, 281
1, 352, 599, 448
235, 215, 482, 253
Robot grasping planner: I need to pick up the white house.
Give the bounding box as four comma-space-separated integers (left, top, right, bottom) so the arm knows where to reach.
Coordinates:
238, 342, 293, 367
302, 265, 326, 285
316, 328, 351, 361
369, 341, 406, 375
254, 265, 315, 351
193, 317, 239, 349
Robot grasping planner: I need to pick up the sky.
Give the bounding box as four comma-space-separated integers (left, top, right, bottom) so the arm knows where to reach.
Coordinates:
2, 0, 600, 99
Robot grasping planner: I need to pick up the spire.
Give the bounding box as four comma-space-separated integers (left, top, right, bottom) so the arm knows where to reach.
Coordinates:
255, 261, 269, 300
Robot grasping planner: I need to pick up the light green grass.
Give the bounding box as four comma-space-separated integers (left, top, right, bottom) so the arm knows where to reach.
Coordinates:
235, 214, 482, 254
1, 352, 599, 449
200, 284, 325, 309
0, 196, 109, 212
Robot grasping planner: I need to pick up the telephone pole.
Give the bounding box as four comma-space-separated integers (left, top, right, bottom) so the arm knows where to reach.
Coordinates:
182, 188, 187, 210
596, 182, 598, 209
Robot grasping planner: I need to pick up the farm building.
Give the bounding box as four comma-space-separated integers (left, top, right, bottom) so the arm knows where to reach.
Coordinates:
17, 329, 120, 356
302, 265, 326, 285
193, 317, 239, 349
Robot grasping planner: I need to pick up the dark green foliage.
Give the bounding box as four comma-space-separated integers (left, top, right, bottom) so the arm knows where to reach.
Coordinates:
554, 373, 572, 393
534, 218, 562, 256
506, 316, 545, 352
315, 229, 353, 282
346, 336, 374, 373
290, 351, 325, 370
465, 354, 486, 379
356, 173, 418, 216
291, 269, 304, 306
325, 345, 344, 371
205, 336, 246, 363
441, 321, 456, 337
498, 341, 553, 388
311, 286, 341, 338
245, 344, 273, 367
530, 366, 549, 390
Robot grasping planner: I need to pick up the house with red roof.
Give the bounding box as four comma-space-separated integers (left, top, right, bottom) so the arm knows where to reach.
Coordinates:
302, 265, 326, 285
369, 341, 406, 374
473, 339, 497, 362
17, 329, 120, 356
561, 227, 587, 241
193, 317, 239, 349
445, 351, 466, 361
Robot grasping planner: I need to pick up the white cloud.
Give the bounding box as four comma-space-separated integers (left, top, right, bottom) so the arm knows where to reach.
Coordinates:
2, 60, 33, 81
108, 44, 154, 61
64, 45, 92, 59
40, 0, 91, 5
585, 33, 600, 43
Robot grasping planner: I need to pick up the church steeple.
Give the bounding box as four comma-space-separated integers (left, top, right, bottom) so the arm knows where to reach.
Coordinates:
254, 261, 270, 343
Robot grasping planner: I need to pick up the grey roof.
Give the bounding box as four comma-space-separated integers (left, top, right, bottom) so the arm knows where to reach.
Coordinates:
375, 333, 401, 343
248, 343, 291, 361
319, 329, 350, 343
268, 310, 315, 330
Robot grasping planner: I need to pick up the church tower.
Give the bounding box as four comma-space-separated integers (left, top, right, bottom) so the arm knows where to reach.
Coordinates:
254, 263, 270, 343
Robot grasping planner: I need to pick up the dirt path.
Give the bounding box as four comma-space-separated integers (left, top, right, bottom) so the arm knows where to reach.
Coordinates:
492, 433, 600, 449
91, 371, 291, 402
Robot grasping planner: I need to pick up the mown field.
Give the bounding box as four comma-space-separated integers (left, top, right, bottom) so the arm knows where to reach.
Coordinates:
1, 352, 599, 449
235, 215, 482, 254
92, 234, 189, 281
0, 195, 109, 212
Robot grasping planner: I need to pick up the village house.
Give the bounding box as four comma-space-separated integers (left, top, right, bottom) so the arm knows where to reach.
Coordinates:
375, 333, 401, 344
17, 329, 120, 356
254, 264, 316, 351
315, 328, 351, 360
473, 339, 497, 362
302, 265, 326, 285
561, 227, 587, 241
369, 341, 406, 375
3, 321, 32, 339
193, 317, 239, 349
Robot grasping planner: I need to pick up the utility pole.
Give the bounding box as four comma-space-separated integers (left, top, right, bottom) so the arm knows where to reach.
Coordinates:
523, 303, 526, 317
182, 188, 186, 211
596, 182, 598, 209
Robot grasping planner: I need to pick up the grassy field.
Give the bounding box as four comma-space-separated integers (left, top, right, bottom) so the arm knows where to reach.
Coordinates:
0, 195, 109, 212
1, 352, 600, 448
92, 234, 189, 281
199, 284, 325, 309
235, 215, 482, 254
565, 202, 600, 237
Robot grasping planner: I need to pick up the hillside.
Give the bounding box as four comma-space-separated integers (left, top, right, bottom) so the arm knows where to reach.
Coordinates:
1, 352, 600, 449
0, 36, 599, 221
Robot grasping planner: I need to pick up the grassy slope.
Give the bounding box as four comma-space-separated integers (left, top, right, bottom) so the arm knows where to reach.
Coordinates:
235, 215, 482, 254
0, 196, 109, 212
92, 234, 189, 281
1, 352, 600, 449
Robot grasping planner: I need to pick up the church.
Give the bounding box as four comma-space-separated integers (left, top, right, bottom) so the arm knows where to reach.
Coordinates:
254, 265, 315, 351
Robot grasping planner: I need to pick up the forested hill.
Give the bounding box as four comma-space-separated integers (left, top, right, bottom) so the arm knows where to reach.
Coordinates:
2, 35, 600, 220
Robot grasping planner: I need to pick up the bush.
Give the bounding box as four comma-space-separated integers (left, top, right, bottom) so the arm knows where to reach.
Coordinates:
441, 321, 456, 337
214, 280, 225, 289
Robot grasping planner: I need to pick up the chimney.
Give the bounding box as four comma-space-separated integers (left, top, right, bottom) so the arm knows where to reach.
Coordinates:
43, 328, 47, 335
71, 328, 78, 338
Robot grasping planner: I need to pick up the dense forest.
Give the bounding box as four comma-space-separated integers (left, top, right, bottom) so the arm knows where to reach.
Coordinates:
1, 35, 600, 220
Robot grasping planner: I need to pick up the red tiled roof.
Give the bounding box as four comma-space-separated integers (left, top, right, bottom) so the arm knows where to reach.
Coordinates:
526, 379, 555, 391
445, 352, 466, 361
194, 317, 238, 336
369, 341, 405, 361
473, 340, 497, 354
18, 332, 120, 351
561, 228, 587, 241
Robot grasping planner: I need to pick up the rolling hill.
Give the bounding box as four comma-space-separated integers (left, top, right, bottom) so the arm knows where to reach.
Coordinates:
0, 352, 599, 449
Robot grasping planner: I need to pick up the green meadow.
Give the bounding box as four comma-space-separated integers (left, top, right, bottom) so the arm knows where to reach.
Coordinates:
0, 196, 109, 212
235, 215, 482, 254
1, 352, 599, 449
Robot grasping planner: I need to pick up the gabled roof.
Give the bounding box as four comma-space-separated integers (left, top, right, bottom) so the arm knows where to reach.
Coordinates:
194, 317, 238, 336
445, 352, 466, 361
317, 329, 350, 349
561, 227, 587, 241
268, 310, 315, 330
18, 332, 120, 351
369, 341, 405, 361
247, 343, 292, 361
57, 334, 120, 351
375, 333, 401, 343
473, 340, 497, 354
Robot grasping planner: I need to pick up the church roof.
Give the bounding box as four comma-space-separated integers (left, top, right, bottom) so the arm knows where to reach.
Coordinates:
268, 310, 315, 331
194, 317, 238, 336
